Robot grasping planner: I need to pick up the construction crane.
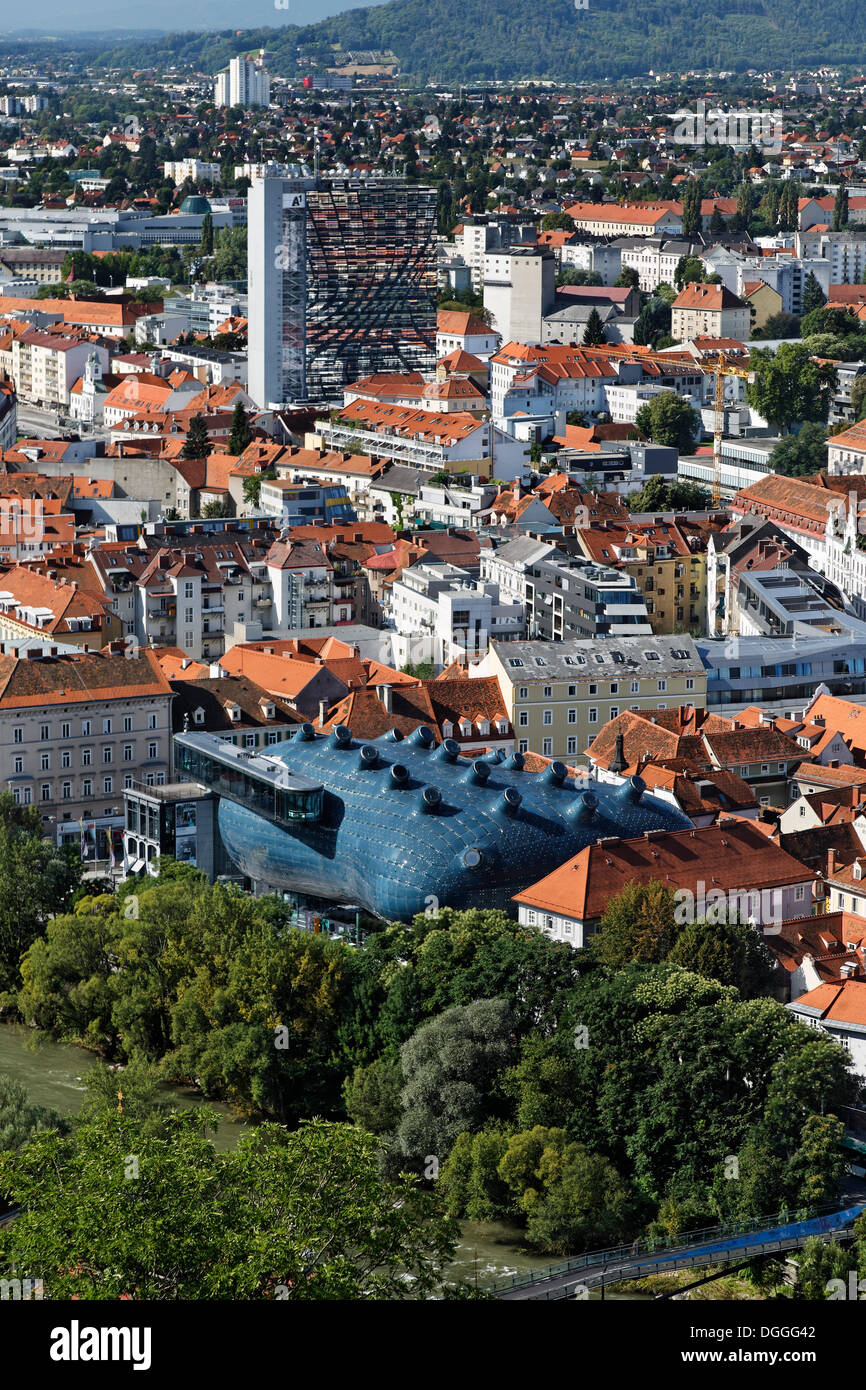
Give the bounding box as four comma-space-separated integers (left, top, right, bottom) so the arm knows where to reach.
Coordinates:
711, 350, 754, 508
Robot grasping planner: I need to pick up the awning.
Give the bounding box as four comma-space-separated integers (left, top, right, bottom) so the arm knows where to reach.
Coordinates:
128, 858, 145, 874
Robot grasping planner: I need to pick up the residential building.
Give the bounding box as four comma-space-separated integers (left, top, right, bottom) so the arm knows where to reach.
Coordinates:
480, 539, 652, 640
671, 283, 750, 342
480, 634, 706, 763
248, 175, 437, 406
513, 821, 817, 946
214, 55, 271, 109
0, 644, 172, 865
390, 560, 525, 669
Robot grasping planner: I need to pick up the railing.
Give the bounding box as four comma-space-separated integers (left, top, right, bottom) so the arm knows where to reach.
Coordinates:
488, 1199, 864, 1296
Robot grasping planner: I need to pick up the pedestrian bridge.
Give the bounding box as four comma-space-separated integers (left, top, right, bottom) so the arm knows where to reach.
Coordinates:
490, 1200, 866, 1300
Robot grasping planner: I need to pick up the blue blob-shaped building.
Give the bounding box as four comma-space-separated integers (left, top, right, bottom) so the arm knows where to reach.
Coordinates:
175, 726, 692, 921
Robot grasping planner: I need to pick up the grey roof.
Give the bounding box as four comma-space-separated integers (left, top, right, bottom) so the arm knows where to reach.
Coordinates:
493, 634, 703, 682
489, 536, 556, 566
370, 463, 424, 496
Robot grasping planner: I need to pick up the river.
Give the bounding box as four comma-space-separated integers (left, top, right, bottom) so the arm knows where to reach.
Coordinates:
0, 1024, 648, 1293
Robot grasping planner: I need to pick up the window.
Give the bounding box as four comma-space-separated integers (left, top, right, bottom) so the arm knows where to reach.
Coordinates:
567, 737, 577, 755
508, 658, 524, 668
13, 756, 23, 774
40, 724, 49, 741
82, 779, 92, 798
184, 581, 194, 599
81, 720, 92, 737
185, 607, 194, 624
147, 741, 158, 760
266, 731, 280, 746
81, 748, 92, 766
518, 686, 528, 699
123, 715, 133, 733
686, 678, 694, 691
542, 738, 553, 756
13, 727, 22, 743
795, 884, 805, 901
543, 685, 552, 698
518, 739, 529, 754
40, 753, 50, 771
568, 708, 576, 724
102, 718, 112, 735
588, 707, 598, 723
103, 746, 113, 764
124, 774, 134, 790
244, 734, 256, 749
761, 763, 769, 774
543, 710, 552, 726
631, 681, 639, 694
657, 680, 667, 693
61, 722, 70, 739
518, 711, 528, 727
610, 707, 619, 720
123, 744, 134, 762
568, 684, 577, 696
61, 750, 71, 769
589, 683, 597, 696
609, 683, 619, 695
148, 713, 158, 730
41, 784, 50, 802
104, 777, 113, 794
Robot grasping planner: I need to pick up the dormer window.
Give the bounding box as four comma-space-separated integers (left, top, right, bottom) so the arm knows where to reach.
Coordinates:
855, 862, 863, 881
194, 707, 206, 725
461, 721, 472, 737
442, 721, 454, 738
227, 704, 241, 723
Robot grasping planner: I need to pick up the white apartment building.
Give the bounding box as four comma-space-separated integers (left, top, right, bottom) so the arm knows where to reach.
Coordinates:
797, 230, 866, 285
11, 331, 108, 410
390, 561, 525, 670
163, 160, 222, 185
483, 247, 556, 344
214, 56, 271, 109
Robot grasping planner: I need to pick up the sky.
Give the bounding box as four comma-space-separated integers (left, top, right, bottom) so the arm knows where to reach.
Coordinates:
10, 0, 379, 33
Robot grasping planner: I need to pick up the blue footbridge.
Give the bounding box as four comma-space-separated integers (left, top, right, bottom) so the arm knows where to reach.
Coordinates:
490, 1199, 866, 1301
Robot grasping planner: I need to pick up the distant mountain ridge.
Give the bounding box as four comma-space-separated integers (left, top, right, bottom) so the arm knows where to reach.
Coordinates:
68, 0, 866, 82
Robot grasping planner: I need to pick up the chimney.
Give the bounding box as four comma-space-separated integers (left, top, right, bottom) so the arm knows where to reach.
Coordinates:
318, 698, 328, 726
380, 683, 393, 713
828, 848, 837, 878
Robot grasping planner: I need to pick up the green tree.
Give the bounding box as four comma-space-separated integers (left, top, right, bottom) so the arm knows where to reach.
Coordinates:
752, 310, 802, 340
396, 998, 516, 1161
615, 266, 640, 289
181, 413, 212, 458
667, 917, 776, 997
768, 422, 829, 477
833, 183, 849, 231
226, 398, 252, 456
541, 211, 575, 231
674, 255, 704, 290
0, 1111, 458, 1299
0, 1074, 68, 1152
582, 306, 607, 346
242, 468, 275, 508
201, 498, 232, 518
801, 271, 827, 317
680, 181, 702, 240
852, 374, 866, 422
0, 794, 80, 995
591, 880, 679, 967
634, 391, 700, 451
747, 344, 837, 434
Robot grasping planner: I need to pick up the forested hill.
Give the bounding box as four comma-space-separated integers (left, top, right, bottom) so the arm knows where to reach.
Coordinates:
91, 0, 866, 83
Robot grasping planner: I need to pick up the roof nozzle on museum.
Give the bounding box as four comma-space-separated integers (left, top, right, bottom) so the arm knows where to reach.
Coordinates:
419, 785, 442, 814
496, 787, 521, 818
332, 724, 353, 748
616, 774, 646, 805
389, 763, 410, 788
359, 744, 379, 769
565, 790, 599, 824
506, 751, 525, 771
299, 722, 316, 741
438, 737, 461, 763
464, 759, 490, 785
544, 760, 569, 786
408, 725, 435, 748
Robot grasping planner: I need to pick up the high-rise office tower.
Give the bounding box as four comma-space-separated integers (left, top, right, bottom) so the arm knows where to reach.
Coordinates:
248, 175, 437, 407
214, 54, 271, 109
